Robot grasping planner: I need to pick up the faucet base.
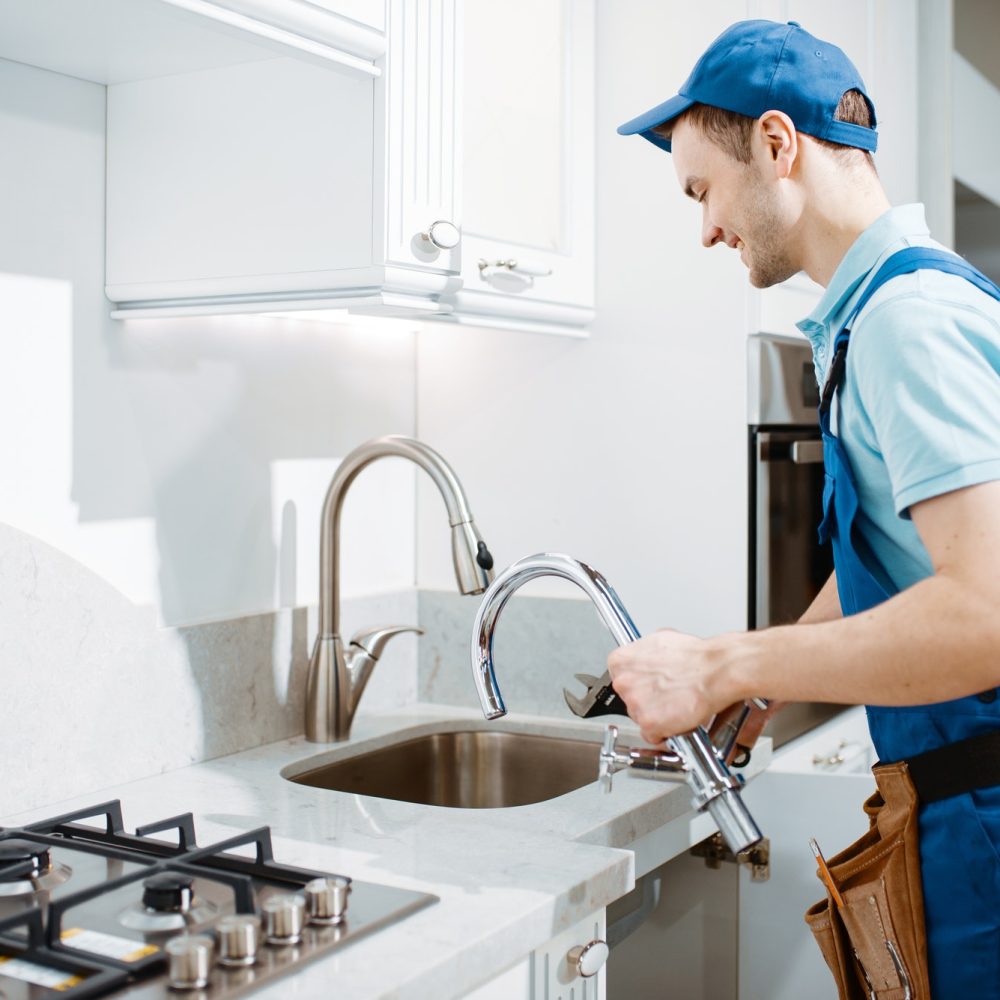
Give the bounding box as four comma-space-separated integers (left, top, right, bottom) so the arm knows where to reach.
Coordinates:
305, 635, 348, 743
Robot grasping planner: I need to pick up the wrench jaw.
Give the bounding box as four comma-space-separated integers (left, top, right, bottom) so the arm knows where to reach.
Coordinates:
563, 686, 591, 717
562, 672, 602, 717
562, 670, 629, 719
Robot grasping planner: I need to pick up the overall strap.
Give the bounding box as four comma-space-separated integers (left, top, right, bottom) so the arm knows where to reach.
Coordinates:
819, 247, 1000, 415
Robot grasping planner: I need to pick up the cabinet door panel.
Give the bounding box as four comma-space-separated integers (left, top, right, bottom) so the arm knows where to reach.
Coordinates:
455, 0, 595, 319
463, 0, 564, 252
107, 58, 374, 296
737, 708, 876, 1000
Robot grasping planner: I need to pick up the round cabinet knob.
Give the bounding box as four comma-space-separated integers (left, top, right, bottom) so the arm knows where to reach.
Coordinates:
420, 219, 461, 251
166, 934, 214, 990
567, 939, 609, 979
262, 895, 305, 946
304, 876, 351, 925
217, 914, 261, 967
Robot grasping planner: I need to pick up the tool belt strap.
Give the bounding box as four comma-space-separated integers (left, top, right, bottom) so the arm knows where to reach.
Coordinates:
898, 728, 1000, 804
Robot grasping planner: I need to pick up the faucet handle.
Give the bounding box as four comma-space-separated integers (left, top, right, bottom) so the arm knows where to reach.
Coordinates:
599, 725, 621, 792
348, 625, 424, 661
344, 625, 424, 719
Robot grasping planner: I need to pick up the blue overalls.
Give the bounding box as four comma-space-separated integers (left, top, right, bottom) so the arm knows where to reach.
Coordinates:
817, 246, 1000, 998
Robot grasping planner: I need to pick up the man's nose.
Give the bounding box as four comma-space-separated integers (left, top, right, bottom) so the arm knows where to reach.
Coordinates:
702, 214, 723, 248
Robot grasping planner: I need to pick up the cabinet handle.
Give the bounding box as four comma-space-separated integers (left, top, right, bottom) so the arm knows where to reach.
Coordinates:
567, 939, 609, 978
418, 220, 461, 251
477, 258, 553, 292
478, 258, 552, 278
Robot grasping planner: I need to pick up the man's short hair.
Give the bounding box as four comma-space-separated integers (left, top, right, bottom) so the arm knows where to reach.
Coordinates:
654, 89, 876, 170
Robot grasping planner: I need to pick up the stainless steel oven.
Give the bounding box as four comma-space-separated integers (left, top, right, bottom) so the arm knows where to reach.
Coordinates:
748, 333, 843, 746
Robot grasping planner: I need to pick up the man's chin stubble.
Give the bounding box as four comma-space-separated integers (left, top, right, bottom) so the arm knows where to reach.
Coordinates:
748, 261, 797, 289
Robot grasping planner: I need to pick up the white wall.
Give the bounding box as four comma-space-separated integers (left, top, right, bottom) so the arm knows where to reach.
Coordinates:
414, 0, 919, 641
0, 56, 417, 629
0, 54, 427, 807
415, 1, 752, 639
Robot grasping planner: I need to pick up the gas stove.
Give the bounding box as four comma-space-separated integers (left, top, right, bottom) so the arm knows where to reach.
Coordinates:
0, 801, 436, 997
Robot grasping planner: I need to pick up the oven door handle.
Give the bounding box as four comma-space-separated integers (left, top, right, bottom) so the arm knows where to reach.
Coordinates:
757, 437, 824, 464
790, 440, 824, 464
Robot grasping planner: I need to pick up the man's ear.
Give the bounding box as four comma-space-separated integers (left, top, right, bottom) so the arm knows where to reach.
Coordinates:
756, 110, 797, 179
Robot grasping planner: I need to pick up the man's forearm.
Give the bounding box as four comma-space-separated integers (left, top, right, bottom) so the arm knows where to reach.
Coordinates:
723, 571, 1000, 707
796, 570, 842, 625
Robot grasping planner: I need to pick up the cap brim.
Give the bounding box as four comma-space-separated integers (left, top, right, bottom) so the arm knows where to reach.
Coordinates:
617, 94, 696, 153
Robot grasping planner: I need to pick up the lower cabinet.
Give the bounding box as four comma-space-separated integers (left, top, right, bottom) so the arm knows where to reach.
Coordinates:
608, 709, 877, 1000
466, 712, 875, 1000
461, 910, 608, 999
737, 708, 876, 1000
606, 852, 739, 999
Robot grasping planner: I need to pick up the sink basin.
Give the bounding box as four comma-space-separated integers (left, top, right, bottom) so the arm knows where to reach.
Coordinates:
284, 729, 601, 808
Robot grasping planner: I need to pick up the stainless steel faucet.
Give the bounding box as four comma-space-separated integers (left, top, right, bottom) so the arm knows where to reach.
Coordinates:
470, 553, 763, 854
306, 435, 494, 742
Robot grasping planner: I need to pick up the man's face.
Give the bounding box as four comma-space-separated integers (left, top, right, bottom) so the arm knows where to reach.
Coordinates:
670, 117, 798, 288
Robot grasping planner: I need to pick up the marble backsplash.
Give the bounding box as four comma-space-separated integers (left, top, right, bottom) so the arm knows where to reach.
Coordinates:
417, 589, 615, 717
0, 523, 418, 817
1, 522, 615, 818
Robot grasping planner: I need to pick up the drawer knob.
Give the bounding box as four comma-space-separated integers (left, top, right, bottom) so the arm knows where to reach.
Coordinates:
567, 938, 609, 978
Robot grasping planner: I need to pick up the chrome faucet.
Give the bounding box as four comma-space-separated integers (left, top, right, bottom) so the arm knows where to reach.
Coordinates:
306, 435, 494, 742
470, 553, 763, 854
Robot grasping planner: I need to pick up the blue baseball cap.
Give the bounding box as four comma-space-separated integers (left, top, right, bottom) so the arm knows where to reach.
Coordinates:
617, 19, 877, 154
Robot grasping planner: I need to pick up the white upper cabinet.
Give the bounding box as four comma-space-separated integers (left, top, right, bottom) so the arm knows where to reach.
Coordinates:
2, 0, 595, 334
0, 0, 386, 81
104, 0, 463, 319
102, 0, 463, 320
444, 0, 596, 335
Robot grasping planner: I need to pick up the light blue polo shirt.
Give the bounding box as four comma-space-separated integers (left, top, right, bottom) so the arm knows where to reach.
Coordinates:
797, 203, 1000, 595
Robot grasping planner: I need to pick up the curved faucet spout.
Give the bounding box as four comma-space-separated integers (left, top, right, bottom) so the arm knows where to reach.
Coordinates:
471, 553, 639, 719
470, 553, 763, 855
319, 435, 493, 637
306, 435, 494, 743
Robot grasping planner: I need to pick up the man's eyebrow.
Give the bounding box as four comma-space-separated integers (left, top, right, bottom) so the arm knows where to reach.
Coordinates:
683, 176, 702, 200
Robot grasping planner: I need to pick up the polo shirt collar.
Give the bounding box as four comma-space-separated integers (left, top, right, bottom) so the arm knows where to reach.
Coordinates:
796, 204, 930, 368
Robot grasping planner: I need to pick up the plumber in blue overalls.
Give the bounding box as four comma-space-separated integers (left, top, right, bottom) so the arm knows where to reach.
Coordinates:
612, 19, 1000, 999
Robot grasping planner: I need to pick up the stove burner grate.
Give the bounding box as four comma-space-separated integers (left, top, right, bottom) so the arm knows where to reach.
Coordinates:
0, 800, 435, 999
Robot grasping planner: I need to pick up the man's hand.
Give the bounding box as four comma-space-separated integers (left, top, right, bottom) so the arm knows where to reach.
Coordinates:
607, 628, 746, 745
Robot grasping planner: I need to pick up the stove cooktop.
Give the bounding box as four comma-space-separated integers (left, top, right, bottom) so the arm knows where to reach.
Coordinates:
0, 801, 436, 998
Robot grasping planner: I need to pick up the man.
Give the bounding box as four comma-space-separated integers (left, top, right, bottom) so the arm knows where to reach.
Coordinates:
612, 18, 1000, 999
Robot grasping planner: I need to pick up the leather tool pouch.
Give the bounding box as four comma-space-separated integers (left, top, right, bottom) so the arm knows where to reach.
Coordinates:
804, 762, 930, 999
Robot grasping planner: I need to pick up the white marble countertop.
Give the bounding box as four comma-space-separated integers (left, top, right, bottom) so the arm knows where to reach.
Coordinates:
1, 703, 771, 999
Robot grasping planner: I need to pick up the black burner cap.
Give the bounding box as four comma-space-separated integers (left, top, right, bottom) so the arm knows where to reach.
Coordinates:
0, 840, 51, 881
142, 873, 194, 912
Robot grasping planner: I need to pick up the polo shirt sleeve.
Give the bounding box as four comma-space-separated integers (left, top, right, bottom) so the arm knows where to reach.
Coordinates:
849, 292, 1000, 517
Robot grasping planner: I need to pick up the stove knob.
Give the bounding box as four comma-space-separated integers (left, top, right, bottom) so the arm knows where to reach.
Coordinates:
166, 934, 214, 990
262, 895, 305, 945
217, 914, 261, 967
304, 876, 351, 925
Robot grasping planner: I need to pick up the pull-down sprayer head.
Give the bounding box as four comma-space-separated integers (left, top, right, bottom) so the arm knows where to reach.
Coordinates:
470, 553, 763, 855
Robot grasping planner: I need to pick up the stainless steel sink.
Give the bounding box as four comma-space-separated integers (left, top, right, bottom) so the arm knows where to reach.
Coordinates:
285, 730, 601, 808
